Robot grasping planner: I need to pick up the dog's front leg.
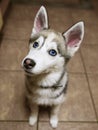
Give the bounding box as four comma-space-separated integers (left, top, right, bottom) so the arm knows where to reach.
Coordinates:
29, 103, 38, 126
50, 104, 60, 128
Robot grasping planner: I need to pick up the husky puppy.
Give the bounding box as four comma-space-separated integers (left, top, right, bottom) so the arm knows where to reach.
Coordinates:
22, 6, 84, 128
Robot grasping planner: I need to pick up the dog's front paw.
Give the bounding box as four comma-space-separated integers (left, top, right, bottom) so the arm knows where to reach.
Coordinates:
29, 116, 37, 126
50, 116, 58, 128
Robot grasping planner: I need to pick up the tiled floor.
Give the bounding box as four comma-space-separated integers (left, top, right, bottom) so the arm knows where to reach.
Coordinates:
0, 3, 98, 130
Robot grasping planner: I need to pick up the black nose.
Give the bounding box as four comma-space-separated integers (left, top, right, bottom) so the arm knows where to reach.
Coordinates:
23, 58, 36, 69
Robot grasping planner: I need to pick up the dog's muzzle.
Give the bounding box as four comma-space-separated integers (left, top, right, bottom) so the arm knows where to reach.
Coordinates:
23, 58, 36, 70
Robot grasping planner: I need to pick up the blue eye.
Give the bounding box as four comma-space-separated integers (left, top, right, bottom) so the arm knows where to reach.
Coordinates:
33, 42, 39, 48
49, 49, 57, 56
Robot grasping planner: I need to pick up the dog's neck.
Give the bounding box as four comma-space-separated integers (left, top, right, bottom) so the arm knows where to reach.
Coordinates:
38, 70, 65, 87
25, 68, 67, 88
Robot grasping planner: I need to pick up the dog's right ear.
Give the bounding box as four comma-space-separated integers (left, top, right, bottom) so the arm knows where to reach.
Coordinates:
31, 6, 48, 35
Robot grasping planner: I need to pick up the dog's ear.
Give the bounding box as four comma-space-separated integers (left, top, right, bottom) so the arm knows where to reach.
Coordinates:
32, 6, 48, 35
63, 22, 84, 58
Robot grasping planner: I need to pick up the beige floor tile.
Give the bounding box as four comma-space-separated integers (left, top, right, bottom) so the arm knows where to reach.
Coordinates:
38, 122, 98, 130
88, 74, 98, 117
59, 73, 96, 121
3, 4, 74, 40
39, 74, 96, 121
8, 4, 39, 21
0, 39, 28, 70
71, 9, 98, 24
0, 71, 29, 120
84, 23, 98, 44
48, 7, 73, 32
81, 45, 98, 73
0, 122, 37, 130
71, 9, 98, 45
67, 51, 85, 73
1, 4, 98, 129
3, 20, 33, 40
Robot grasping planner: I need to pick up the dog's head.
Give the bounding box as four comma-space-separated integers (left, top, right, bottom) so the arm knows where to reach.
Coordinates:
22, 6, 84, 75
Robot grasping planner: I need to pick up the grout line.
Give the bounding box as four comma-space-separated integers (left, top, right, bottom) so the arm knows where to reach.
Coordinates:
1, 32, 98, 46
14, 1, 94, 10
37, 110, 40, 130
0, 120, 28, 122
0, 37, 30, 41
68, 71, 86, 74
0, 69, 98, 75
80, 49, 98, 121
0, 120, 97, 124
37, 120, 98, 124
0, 69, 23, 72
1, 37, 98, 45
0, 69, 88, 75
4, 18, 34, 22
37, 121, 39, 130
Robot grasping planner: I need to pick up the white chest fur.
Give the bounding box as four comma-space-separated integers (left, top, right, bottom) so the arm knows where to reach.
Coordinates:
26, 71, 68, 106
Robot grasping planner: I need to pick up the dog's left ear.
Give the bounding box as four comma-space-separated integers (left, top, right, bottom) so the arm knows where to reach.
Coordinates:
32, 6, 48, 35
63, 22, 84, 58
